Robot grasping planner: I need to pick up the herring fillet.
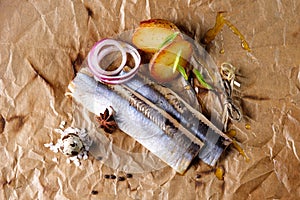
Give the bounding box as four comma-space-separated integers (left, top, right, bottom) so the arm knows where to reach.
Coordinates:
124, 74, 231, 166
69, 72, 202, 174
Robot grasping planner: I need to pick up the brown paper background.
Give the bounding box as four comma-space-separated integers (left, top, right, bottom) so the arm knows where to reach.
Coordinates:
1, 0, 299, 199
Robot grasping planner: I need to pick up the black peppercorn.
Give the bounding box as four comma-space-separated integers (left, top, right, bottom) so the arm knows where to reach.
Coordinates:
117, 176, 126, 181
91, 190, 98, 195
110, 174, 116, 179
195, 174, 201, 179
126, 174, 133, 178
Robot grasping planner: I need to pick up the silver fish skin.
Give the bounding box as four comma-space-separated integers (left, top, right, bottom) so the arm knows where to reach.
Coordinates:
124, 74, 231, 166
69, 72, 202, 174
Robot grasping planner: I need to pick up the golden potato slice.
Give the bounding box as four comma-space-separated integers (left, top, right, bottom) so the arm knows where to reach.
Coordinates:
139, 19, 180, 30
132, 19, 182, 53
149, 39, 192, 82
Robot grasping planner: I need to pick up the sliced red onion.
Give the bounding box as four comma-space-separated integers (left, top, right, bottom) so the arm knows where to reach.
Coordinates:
87, 38, 141, 84
96, 45, 128, 76
88, 39, 127, 76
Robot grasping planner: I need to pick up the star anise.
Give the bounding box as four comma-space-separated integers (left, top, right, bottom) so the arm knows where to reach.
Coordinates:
95, 108, 118, 133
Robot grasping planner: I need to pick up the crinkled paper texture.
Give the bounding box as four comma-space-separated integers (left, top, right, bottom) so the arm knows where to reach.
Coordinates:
0, 0, 299, 199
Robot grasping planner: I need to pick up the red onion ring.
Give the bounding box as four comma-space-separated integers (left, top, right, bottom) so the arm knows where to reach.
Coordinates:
88, 39, 127, 76
87, 38, 141, 84
96, 45, 126, 76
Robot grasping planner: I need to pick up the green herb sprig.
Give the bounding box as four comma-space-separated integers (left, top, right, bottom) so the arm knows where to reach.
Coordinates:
160, 32, 212, 89
159, 32, 179, 49
192, 68, 212, 90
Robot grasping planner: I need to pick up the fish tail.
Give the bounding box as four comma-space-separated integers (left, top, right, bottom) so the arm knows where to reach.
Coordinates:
198, 129, 226, 166
198, 143, 224, 166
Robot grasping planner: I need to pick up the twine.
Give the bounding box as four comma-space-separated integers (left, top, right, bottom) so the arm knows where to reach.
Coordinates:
220, 62, 242, 131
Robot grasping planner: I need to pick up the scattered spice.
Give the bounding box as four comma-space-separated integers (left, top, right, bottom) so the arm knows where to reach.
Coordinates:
195, 174, 201, 179
95, 108, 118, 133
104, 174, 110, 179
110, 174, 116, 179
104, 173, 133, 181
117, 176, 126, 181
0, 114, 5, 134
126, 174, 133, 178
91, 190, 98, 195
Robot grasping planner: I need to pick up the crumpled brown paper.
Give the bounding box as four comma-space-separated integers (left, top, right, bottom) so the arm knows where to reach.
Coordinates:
0, 0, 299, 199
